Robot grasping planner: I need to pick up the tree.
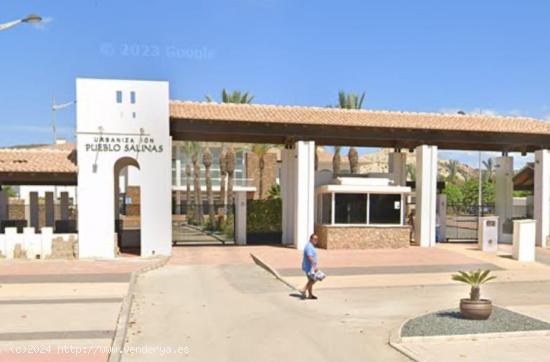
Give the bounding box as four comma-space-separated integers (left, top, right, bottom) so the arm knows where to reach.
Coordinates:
225, 145, 236, 215
482, 158, 494, 182
251, 144, 273, 199
338, 91, 366, 174
206, 89, 254, 104
443, 183, 463, 205
219, 144, 227, 213
202, 144, 216, 229
205, 89, 254, 219
267, 184, 281, 200
333, 146, 342, 175
447, 160, 459, 183
190, 143, 203, 224
406, 164, 416, 182
181, 142, 197, 221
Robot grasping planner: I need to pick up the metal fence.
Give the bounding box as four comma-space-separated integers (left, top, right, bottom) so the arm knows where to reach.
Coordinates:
445, 204, 494, 241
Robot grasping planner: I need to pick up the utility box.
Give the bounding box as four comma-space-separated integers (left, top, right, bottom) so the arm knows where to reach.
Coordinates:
478, 216, 499, 252
513, 219, 536, 262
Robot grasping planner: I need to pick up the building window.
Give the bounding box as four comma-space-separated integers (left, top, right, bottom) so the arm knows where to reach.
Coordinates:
116, 90, 123, 103
369, 194, 402, 225
335, 193, 367, 224
130, 91, 136, 104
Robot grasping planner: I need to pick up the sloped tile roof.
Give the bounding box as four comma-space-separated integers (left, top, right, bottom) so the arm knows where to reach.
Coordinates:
170, 101, 550, 135
0, 145, 76, 173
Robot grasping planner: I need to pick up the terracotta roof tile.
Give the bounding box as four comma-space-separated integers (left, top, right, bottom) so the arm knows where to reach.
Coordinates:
0, 146, 76, 174
170, 101, 550, 135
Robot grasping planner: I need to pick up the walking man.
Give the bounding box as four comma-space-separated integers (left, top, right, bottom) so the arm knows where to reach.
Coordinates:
300, 234, 319, 300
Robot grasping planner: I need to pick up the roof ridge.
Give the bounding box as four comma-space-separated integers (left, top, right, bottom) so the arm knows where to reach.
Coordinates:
169, 100, 541, 122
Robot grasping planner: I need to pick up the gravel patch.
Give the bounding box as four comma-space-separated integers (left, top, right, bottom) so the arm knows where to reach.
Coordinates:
402, 306, 550, 337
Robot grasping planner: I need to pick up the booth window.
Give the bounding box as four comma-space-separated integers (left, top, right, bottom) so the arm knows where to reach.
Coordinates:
321, 193, 332, 224
335, 193, 366, 224
369, 194, 402, 224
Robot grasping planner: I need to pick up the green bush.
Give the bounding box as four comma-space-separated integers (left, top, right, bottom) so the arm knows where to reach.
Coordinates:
223, 214, 234, 239
247, 199, 282, 233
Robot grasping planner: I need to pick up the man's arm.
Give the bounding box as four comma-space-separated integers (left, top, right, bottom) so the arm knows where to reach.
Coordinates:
308, 255, 317, 273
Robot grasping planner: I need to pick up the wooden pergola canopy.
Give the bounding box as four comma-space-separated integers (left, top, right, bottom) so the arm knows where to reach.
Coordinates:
170, 102, 550, 152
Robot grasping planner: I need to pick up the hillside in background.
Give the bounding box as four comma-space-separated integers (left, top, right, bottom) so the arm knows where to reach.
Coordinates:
317, 147, 478, 181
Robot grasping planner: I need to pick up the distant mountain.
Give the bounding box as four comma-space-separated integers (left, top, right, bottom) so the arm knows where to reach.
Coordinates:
317, 147, 477, 181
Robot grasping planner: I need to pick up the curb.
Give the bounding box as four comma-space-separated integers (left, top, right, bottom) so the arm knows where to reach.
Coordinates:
108, 256, 170, 362
249, 253, 298, 291
388, 306, 550, 362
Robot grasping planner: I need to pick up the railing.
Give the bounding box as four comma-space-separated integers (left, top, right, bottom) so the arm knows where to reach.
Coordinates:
172, 203, 233, 216
177, 177, 256, 188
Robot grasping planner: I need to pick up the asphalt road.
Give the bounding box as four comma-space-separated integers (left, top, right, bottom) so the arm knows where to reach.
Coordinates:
122, 264, 410, 362
122, 262, 550, 362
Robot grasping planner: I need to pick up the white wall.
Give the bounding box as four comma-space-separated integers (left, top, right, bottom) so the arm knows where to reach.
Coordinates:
76, 78, 172, 258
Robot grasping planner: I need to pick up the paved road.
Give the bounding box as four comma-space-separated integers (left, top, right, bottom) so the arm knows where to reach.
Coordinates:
123, 264, 410, 362
124, 258, 550, 362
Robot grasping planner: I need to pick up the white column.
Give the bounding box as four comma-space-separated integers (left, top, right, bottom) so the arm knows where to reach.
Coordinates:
234, 191, 247, 245
415, 145, 438, 247
45, 192, 55, 228
534, 150, 550, 247
29, 192, 39, 231
281, 147, 296, 245
294, 141, 315, 250
389, 152, 407, 186
495, 156, 514, 243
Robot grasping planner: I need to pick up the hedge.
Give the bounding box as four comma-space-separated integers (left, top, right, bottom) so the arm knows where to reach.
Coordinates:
247, 199, 282, 233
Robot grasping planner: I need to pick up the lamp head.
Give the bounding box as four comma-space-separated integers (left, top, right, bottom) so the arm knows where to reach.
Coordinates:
22, 15, 42, 24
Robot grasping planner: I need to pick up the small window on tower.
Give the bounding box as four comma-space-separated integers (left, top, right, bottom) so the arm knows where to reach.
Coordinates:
116, 91, 123, 103
130, 91, 136, 104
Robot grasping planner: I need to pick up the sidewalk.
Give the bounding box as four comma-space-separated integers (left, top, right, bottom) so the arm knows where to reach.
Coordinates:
0, 257, 160, 362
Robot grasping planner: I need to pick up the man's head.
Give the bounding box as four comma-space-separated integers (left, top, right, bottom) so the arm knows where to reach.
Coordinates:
310, 234, 319, 246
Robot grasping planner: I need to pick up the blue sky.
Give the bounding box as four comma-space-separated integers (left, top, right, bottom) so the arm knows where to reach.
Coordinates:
2, 0, 549, 168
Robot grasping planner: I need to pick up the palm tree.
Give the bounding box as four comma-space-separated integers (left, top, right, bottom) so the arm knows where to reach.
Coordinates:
202, 144, 216, 229
191, 144, 203, 225
225, 145, 236, 215
219, 144, 227, 215
181, 142, 196, 222
447, 160, 459, 183
333, 146, 341, 175
338, 91, 366, 174
482, 159, 494, 182
406, 164, 416, 182
205, 89, 254, 104
205, 89, 254, 216
251, 144, 273, 198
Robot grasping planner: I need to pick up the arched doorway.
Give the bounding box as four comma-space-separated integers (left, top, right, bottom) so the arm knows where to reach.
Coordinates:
114, 157, 141, 256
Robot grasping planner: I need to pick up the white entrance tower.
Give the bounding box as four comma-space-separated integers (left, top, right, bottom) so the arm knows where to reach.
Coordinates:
76, 79, 172, 258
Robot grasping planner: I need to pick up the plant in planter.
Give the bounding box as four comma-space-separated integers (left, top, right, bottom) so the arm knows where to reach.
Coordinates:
451, 269, 496, 320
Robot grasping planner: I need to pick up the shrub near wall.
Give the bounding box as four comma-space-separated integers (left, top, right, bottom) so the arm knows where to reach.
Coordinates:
247, 199, 282, 243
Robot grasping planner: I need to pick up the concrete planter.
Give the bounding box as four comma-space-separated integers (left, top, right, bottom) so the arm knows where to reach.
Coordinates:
460, 298, 493, 320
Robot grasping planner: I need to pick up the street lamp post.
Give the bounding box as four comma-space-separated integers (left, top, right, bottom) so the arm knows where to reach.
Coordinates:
0, 14, 42, 31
